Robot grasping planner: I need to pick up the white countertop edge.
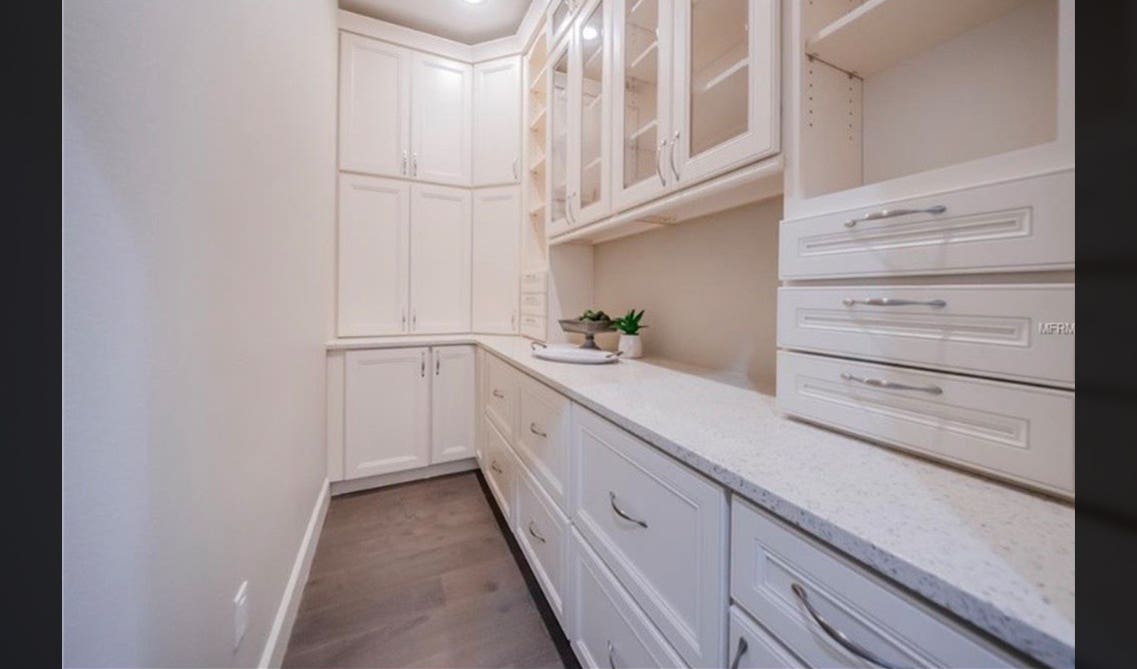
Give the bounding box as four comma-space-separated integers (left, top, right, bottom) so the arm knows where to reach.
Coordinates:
326, 335, 1074, 667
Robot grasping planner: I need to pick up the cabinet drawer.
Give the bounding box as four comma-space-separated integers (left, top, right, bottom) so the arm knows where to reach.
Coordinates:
483, 353, 518, 441
520, 291, 547, 316
779, 170, 1074, 279
731, 496, 1019, 668
482, 414, 516, 523
521, 270, 548, 292
778, 285, 1074, 388
515, 469, 570, 622
776, 351, 1074, 497
517, 374, 572, 513
567, 529, 686, 669
572, 405, 728, 668
729, 606, 805, 669
520, 314, 546, 340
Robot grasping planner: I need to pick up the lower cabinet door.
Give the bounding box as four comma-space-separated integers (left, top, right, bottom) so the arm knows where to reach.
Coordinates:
514, 469, 570, 622
430, 346, 476, 464
344, 348, 430, 479
728, 606, 805, 669
567, 529, 686, 669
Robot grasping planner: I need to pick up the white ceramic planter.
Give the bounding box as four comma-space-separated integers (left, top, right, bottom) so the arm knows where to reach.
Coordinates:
618, 334, 643, 359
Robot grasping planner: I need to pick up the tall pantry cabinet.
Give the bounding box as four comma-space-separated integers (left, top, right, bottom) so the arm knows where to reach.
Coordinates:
336, 28, 522, 338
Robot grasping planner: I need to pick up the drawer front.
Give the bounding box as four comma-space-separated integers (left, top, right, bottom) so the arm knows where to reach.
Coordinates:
484, 353, 518, 441
520, 314, 546, 340
775, 351, 1074, 497
517, 374, 572, 513
572, 405, 728, 668
515, 469, 570, 621
521, 270, 548, 292
779, 170, 1074, 279
778, 285, 1074, 388
520, 291, 547, 316
729, 606, 805, 669
482, 414, 515, 523
568, 529, 686, 669
731, 497, 1018, 668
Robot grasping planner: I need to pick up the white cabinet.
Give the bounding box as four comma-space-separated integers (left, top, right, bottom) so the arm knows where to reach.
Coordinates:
430, 346, 477, 463
338, 180, 471, 337
339, 33, 410, 177
612, 0, 780, 212
471, 187, 521, 333
337, 174, 410, 336
547, 0, 613, 238
409, 184, 472, 333
473, 57, 522, 186
338, 32, 471, 185
411, 52, 472, 185
344, 348, 430, 479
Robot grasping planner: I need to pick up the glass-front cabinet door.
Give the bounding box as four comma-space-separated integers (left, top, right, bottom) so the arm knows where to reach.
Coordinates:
573, 0, 610, 226
549, 0, 576, 45
546, 40, 572, 237
611, 0, 673, 212
671, 0, 779, 185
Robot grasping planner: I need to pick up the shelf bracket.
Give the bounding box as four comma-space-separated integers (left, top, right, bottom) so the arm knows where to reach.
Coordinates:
806, 53, 863, 81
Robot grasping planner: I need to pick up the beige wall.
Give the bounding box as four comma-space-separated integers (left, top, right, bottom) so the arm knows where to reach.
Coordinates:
63, 1, 337, 666
593, 198, 781, 393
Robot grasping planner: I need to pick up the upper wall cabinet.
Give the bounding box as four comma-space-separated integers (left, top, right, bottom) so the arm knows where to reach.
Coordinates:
472, 186, 521, 334
338, 32, 472, 186
339, 33, 411, 178
612, 0, 780, 213
547, 0, 613, 237
337, 173, 410, 336
474, 57, 522, 186
411, 52, 473, 186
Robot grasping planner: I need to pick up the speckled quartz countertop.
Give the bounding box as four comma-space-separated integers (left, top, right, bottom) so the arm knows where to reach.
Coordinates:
328, 335, 1075, 667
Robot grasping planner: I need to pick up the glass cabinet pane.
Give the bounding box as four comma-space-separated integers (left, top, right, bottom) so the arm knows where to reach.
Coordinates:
550, 49, 570, 223
552, 0, 573, 39
622, 0, 660, 189
689, 0, 748, 157
579, 2, 605, 210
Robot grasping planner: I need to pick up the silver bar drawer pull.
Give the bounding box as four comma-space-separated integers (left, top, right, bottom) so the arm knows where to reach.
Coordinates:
529, 423, 547, 438
841, 372, 943, 395
527, 520, 547, 544
845, 205, 946, 228
791, 583, 905, 669
729, 637, 749, 669
609, 491, 648, 528
842, 297, 947, 308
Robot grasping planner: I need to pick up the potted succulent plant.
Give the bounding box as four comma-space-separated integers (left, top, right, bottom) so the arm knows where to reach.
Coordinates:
613, 309, 646, 359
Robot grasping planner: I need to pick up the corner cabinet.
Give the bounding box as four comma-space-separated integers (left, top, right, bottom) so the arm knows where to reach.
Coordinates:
473, 57, 523, 186
611, 0, 781, 212
409, 184, 472, 333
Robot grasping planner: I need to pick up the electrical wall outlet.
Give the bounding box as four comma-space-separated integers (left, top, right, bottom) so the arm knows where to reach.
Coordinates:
233, 580, 249, 650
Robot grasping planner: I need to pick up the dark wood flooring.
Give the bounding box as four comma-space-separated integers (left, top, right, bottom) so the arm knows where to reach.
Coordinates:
282, 472, 567, 669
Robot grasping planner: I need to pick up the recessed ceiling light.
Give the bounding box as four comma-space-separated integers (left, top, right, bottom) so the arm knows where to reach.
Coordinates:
582, 25, 599, 40
463, 0, 485, 4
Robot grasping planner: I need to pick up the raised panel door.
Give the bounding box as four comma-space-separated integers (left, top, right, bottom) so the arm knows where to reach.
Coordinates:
339, 33, 410, 177
344, 348, 430, 479
412, 53, 472, 185
473, 57, 522, 185
337, 174, 409, 336
430, 346, 477, 464
472, 186, 521, 333
410, 184, 472, 333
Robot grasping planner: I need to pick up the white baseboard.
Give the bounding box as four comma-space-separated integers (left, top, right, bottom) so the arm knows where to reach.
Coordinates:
258, 478, 330, 668
330, 458, 479, 496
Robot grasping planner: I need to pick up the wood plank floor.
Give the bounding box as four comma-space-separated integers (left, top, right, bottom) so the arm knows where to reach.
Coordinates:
282, 472, 567, 669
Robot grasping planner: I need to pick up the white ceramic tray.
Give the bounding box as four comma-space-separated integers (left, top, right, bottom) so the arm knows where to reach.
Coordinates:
531, 342, 621, 365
